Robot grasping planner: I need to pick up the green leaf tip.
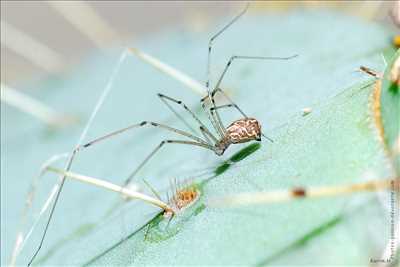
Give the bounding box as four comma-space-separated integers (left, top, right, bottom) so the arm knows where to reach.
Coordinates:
215, 143, 261, 175
230, 142, 261, 162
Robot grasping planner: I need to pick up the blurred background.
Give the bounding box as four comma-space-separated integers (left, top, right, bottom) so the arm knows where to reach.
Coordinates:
1, 1, 397, 89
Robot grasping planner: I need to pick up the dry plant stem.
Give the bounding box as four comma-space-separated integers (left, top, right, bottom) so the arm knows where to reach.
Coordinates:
46, 1, 118, 50
1, 84, 70, 127
128, 48, 207, 95
210, 178, 395, 207
390, 57, 400, 85
46, 167, 173, 212
0, 21, 64, 73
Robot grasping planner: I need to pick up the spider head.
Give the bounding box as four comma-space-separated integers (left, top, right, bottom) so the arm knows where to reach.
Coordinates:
225, 118, 262, 144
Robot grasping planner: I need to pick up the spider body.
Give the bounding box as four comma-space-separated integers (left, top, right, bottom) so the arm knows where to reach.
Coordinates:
214, 118, 262, 155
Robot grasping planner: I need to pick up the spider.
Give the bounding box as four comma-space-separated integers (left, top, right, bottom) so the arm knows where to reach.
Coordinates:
77, 5, 297, 187
23, 4, 297, 265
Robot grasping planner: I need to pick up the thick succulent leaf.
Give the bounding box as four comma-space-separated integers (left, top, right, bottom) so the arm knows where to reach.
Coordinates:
379, 49, 399, 174
2, 9, 397, 265
89, 80, 392, 265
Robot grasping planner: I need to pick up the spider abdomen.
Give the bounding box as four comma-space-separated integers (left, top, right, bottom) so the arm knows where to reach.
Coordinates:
225, 118, 262, 144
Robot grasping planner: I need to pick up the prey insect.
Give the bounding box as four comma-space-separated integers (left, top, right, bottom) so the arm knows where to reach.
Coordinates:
16, 4, 297, 266
359, 66, 382, 79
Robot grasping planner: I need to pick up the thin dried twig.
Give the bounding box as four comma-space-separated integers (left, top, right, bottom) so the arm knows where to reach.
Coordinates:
46, 1, 119, 50
1, 84, 74, 127
128, 47, 207, 96
1, 20, 64, 73
46, 167, 173, 212
209, 178, 396, 207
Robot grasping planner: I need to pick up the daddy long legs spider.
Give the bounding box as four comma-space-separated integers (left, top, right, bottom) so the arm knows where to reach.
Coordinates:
19, 4, 298, 265
78, 6, 297, 186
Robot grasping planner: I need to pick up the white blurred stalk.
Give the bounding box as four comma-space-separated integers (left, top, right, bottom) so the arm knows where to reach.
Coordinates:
209, 178, 395, 207
46, 1, 119, 50
1, 84, 72, 127
1, 20, 64, 73
128, 47, 207, 96
46, 167, 172, 212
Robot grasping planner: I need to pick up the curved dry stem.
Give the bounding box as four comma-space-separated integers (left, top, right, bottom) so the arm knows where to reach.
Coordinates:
208, 178, 396, 207
46, 167, 173, 213
127, 47, 207, 96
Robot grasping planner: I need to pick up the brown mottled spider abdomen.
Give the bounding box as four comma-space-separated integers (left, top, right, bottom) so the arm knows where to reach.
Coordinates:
225, 118, 262, 144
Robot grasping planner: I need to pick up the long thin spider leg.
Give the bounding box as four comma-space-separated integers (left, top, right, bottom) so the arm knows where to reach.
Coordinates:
127, 45, 224, 139
142, 179, 162, 201
206, 3, 250, 89
210, 104, 235, 111
200, 89, 226, 136
206, 52, 297, 142
158, 94, 198, 135
28, 149, 78, 266
209, 55, 298, 137
209, 90, 242, 136
211, 89, 246, 116
10, 152, 70, 264
211, 88, 274, 143
157, 93, 218, 143
203, 4, 250, 139
124, 139, 215, 186
209, 103, 240, 132
208, 178, 396, 207
200, 99, 225, 139
210, 104, 226, 135
79, 121, 208, 151
201, 89, 241, 135
213, 55, 298, 92
199, 126, 216, 145
26, 51, 128, 266
202, 54, 298, 140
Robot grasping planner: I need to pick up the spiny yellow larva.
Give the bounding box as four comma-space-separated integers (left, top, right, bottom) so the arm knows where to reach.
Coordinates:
164, 184, 200, 218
